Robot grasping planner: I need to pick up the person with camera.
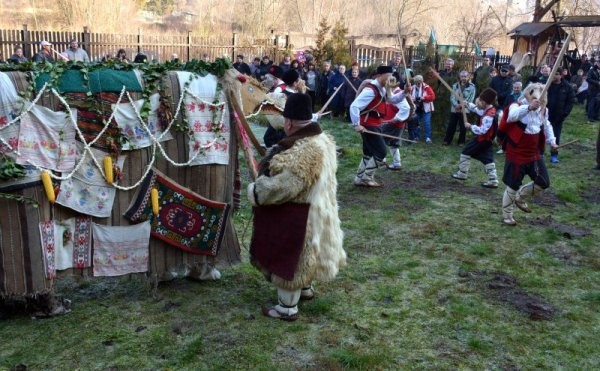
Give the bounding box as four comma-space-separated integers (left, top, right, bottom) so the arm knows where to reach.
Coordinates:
408, 75, 436, 143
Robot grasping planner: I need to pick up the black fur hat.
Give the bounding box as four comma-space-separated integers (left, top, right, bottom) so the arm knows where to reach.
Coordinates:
376, 65, 393, 74
282, 69, 300, 85
479, 88, 497, 105
283, 93, 313, 121
268, 65, 284, 78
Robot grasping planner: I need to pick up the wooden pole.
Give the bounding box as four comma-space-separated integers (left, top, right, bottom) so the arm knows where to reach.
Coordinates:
341, 72, 358, 94
317, 85, 342, 114
430, 67, 469, 123
555, 139, 578, 149
362, 129, 417, 143
228, 90, 266, 156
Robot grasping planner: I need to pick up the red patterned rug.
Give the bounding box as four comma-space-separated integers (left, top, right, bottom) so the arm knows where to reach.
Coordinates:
124, 168, 230, 256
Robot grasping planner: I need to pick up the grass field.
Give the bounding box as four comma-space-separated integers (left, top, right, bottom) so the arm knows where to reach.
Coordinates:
1, 104, 599, 370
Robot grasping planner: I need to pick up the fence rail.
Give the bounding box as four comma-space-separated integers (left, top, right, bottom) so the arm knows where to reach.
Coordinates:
0, 25, 281, 64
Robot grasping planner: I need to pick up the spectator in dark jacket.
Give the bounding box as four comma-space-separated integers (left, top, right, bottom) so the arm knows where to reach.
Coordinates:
328, 64, 347, 117
9, 47, 28, 64
233, 54, 252, 75
489, 65, 513, 110
316, 61, 334, 107
258, 56, 273, 81
585, 59, 600, 122
547, 67, 575, 163
341, 67, 362, 122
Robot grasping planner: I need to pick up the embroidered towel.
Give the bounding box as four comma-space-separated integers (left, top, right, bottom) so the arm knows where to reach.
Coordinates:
124, 168, 230, 256
39, 217, 92, 276
16, 104, 78, 172
92, 221, 151, 277
56, 143, 125, 218
113, 93, 173, 150
177, 71, 230, 165
0, 72, 20, 129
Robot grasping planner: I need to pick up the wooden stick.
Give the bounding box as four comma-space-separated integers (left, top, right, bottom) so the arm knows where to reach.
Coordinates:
318, 85, 342, 114
555, 139, 578, 149
228, 90, 266, 156
430, 67, 469, 123
541, 32, 571, 98
341, 72, 358, 93
50, 47, 69, 62
363, 129, 417, 143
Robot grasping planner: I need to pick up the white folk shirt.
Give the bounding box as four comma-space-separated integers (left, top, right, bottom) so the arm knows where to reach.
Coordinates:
349, 79, 405, 126
507, 103, 557, 146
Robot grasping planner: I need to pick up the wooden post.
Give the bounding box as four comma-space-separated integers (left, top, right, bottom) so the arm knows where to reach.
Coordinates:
187, 30, 191, 62
21, 24, 31, 58
231, 32, 237, 62
82, 26, 90, 56
137, 27, 142, 54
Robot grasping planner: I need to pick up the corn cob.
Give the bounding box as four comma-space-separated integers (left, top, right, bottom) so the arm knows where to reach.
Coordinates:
41, 170, 55, 204
151, 188, 159, 216
103, 156, 114, 184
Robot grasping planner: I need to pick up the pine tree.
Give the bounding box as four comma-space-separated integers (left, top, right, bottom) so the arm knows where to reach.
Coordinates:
330, 19, 352, 67
311, 18, 331, 66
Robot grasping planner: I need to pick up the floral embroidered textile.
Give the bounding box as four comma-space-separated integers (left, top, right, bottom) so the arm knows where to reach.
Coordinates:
39, 217, 92, 276
16, 104, 78, 172
124, 168, 230, 256
56, 143, 125, 217
177, 71, 230, 165
113, 93, 173, 150
92, 221, 151, 277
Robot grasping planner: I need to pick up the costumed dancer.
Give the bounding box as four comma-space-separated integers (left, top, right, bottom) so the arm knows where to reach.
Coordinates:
452, 88, 500, 188
381, 86, 413, 170
497, 82, 558, 225
247, 93, 346, 321
263, 69, 323, 148
350, 65, 408, 187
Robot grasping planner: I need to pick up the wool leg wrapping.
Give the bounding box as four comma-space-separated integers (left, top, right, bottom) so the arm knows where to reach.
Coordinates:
276, 287, 301, 315
502, 187, 518, 219
517, 181, 544, 200
355, 156, 369, 180
390, 147, 401, 166
484, 162, 498, 182
458, 154, 471, 176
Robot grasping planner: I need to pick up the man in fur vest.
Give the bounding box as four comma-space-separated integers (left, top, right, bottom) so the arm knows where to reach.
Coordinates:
247, 93, 346, 321
497, 83, 558, 225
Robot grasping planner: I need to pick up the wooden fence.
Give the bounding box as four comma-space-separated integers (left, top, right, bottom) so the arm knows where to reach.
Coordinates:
0, 25, 282, 64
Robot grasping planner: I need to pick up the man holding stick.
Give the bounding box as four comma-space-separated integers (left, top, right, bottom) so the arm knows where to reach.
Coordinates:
32, 41, 55, 63
443, 70, 476, 146
349, 65, 408, 187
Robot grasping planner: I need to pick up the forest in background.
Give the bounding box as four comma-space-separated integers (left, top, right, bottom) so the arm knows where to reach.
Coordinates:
0, 0, 599, 54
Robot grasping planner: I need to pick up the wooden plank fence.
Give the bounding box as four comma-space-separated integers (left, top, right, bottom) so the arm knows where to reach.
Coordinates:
0, 25, 279, 64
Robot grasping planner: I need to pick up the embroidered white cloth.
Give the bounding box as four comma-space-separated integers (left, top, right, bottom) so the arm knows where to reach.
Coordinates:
92, 221, 151, 277
177, 71, 230, 165
56, 143, 125, 217
113, 93, 173, 150
39, 217, 92, 276
16, 104, 78, 172
0, 72, 22, 160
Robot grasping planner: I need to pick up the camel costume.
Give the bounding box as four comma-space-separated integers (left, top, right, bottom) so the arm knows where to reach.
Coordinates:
247, 93, 346, 321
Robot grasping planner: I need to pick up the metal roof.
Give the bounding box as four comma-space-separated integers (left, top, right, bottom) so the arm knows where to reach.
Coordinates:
508, 22, 556, 37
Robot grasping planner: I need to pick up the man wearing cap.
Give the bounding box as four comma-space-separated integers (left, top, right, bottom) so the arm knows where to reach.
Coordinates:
233, 54, 252, 75
489, 65, 513, 109
452, 88, 499, 188
349, 65, 408, 187
64, 39, 89, 62
248, 93, 346, 321
33, 41, 55, 63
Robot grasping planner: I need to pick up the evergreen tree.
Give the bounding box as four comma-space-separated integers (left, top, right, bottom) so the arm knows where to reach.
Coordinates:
330, 19, 352, 67
311, 18, 331, 66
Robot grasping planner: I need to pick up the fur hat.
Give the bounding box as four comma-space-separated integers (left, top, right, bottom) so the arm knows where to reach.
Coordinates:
479, 88, 497, 105
268, 65, 283, 78
282, 69, 300, 86
283, 93, 312, 121
376, 65, 393, 74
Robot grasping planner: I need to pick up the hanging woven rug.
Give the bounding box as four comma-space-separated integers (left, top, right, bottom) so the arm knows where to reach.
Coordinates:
124, 168, 230, 256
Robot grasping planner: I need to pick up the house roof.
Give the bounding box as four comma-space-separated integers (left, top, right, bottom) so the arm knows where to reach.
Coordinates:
556, 15, 600, 27
508, 22, 556, 37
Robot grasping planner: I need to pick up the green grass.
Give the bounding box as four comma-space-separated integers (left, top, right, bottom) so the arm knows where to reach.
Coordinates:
1, 105, 599, 370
